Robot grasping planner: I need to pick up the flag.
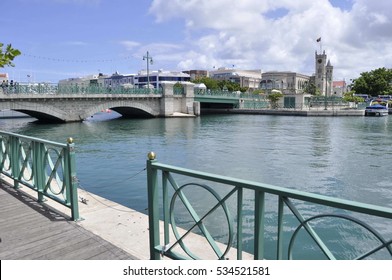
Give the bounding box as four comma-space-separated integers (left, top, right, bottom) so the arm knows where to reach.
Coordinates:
316, 37, 321, 42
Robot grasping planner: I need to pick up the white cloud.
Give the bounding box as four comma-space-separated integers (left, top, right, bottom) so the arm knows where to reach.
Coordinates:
120, 41, 141, 51
64, 41, 88, 46
149, 0, 392, 80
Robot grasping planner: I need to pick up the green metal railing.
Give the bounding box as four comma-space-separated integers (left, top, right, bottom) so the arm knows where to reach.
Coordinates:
194, 90, 242, 98
241, 99, 269, 109
309, 96, 350, 108
2, 83, 162, 95
146, 152, 392, 260
0, 131, 79, 220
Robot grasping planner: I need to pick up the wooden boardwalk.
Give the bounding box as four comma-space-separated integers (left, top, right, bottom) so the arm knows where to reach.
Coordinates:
0, 183, 137, 260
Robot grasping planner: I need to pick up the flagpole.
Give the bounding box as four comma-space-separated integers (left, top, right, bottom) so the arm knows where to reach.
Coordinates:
316, 37, 322, 53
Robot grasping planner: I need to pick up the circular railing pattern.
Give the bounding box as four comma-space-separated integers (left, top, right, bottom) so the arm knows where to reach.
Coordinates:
169, 183, 234, 260
0, 138, 12, 172
19, 140, 34, 182
44, 147, 66, 196
288, 213, 392, 260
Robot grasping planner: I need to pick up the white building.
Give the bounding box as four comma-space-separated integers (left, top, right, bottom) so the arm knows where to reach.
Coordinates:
209, 68, 262, 91
0, 73, 9, 83
58, 73, 108, 87
133, 70, 190, 88
332, 80, 347, 97
103, 72, 135, 88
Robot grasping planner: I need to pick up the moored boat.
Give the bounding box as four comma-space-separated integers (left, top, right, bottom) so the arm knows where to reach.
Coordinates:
365, 99, 388, 116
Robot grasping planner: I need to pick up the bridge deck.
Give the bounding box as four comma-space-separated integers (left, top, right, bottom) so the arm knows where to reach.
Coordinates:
0, 183, 137, 260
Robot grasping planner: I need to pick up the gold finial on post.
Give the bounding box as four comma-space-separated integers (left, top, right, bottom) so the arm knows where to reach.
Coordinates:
67, 137, 74, 144
147, 151, 156, 160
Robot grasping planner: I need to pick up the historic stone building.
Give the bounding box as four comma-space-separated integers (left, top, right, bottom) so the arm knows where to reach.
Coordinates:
260, 71, 310, 94
315, 50, 334, 96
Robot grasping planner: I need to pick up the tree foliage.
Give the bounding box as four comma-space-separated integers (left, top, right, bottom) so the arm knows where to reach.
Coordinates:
351, 67, 392, 97
192, 77, 248, 92
342, 91, 365, 103
267, 92, 283, 108
303, 81, 320, 95
0, 43, 21, 68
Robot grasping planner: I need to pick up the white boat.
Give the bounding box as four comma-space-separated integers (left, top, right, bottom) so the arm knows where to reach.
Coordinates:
365, 99, 388, 116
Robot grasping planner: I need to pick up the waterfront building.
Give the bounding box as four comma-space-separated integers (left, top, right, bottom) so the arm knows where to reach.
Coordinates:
182, 70, 209, 80
103, 72, 135, 88
133, 69, 190, 88
59, 73, 108, 87
209, 68, 262, 92
332, 80, 347, 97
260, 71, 310, 95
0, 73, 9, 83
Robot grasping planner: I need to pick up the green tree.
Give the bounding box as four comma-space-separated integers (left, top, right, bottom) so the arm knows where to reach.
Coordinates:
173, 82, 184, 94
0, 43, 21, 68
303, 81, 320, 95
267, 92, 283, 109
192, 77, 248, 92
351, 67, 392, 97
192, 77, 220, 90
342, 91, 364, 103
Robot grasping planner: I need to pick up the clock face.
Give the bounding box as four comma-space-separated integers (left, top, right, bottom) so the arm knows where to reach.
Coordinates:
317, 58, 323, 64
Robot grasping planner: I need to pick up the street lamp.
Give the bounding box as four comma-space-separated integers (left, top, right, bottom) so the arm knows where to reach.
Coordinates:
324, 71, 330, 110
143, 51, 153, 89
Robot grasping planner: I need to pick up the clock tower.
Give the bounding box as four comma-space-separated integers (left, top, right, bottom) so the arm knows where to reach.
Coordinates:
315, 50, 333, 96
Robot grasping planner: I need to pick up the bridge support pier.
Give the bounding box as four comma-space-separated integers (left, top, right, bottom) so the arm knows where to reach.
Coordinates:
160, 82, 199, 117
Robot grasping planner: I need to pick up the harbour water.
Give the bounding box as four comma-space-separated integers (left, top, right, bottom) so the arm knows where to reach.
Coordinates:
1, 113, 391, 259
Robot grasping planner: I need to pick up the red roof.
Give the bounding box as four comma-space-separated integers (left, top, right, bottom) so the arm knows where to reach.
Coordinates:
333, 81, 346, 87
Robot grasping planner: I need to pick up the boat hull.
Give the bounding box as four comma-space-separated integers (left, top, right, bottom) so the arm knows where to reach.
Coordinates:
364, 108, 388, 116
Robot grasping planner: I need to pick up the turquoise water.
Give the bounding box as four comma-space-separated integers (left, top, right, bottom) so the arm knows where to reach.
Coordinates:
1, 113, 391, 259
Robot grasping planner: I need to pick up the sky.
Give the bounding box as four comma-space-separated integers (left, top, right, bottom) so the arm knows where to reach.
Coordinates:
1, 0, 392, 84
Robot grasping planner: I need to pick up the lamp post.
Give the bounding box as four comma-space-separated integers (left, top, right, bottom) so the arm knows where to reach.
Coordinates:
143, 51, 153, 89
324, 72, 328, 110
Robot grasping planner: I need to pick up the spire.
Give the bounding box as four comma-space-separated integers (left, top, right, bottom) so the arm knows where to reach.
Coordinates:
327, 60, 332, 67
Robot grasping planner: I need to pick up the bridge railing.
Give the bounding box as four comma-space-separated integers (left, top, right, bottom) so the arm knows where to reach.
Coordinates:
57, 84, 162, 95
194, 90, 241, 98
146, 152, 392, 260
0, 131, 79, 220
2, 83, 162, 95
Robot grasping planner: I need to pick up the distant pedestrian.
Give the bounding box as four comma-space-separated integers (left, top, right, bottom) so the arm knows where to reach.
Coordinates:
1, 80, 8, 94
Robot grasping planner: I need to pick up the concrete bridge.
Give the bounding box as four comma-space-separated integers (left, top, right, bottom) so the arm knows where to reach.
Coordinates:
0, 82, 200, 123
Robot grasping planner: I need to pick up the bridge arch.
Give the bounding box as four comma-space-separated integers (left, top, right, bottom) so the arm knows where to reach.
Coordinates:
80, 100, 159, 120
0, 101, 69, 122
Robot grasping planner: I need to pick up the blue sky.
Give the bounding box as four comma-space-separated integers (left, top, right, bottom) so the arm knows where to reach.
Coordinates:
1, 0, 392, 83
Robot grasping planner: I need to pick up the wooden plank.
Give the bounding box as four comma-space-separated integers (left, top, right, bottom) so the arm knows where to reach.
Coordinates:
0, 184, 137, 260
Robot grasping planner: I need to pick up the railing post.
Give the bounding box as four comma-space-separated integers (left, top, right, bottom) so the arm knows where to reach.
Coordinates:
146, 151, 161, 260
64, 137, 80, 221
0, 137, 3, 171
33, 141, 45, 202
277, 196, 284, 259
10, 135, 20, 189
236, 187, 243, 260
162, 171, 170, 246
254, 190, 265, 259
